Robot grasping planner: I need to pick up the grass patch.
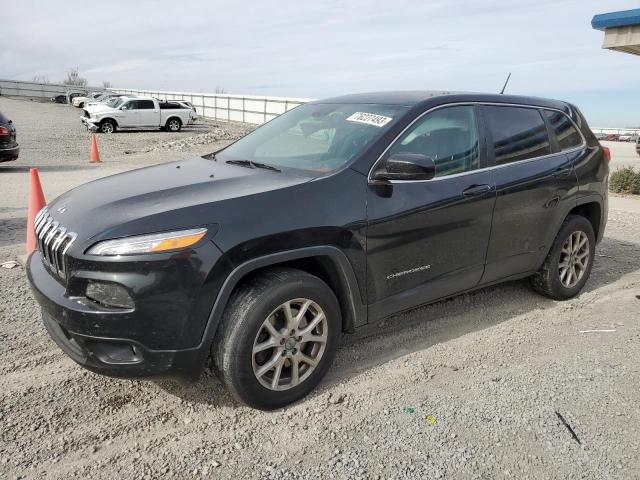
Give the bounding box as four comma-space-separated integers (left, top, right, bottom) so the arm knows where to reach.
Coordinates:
610, 167, 640, 195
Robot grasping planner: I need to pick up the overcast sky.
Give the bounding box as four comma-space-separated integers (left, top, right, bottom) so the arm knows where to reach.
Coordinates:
1, 0, 639, 127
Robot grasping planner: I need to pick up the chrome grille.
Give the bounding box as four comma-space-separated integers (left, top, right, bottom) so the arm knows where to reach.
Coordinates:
34, 207, 77, 279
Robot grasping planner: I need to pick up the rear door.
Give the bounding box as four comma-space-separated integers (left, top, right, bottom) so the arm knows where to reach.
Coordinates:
366, 105, 497, 320
480, 105, 578, 284
136, 99, 159, 127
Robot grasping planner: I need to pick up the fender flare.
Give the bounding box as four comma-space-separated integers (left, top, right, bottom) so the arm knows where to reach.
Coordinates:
165, 116, 183, 127
575, 193, 605, 242
99, 117, 118, 127
199, 246, 366, 348
535, 193, 604, 269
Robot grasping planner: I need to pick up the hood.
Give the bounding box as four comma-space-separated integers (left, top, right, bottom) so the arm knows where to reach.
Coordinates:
85, 103, 115, 114
47, 156, 312, 252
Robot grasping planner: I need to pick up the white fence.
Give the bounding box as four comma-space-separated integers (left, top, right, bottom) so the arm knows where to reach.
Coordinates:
0, 79, 102, 99
592, 127, 640, 136
111, 88, 313, 125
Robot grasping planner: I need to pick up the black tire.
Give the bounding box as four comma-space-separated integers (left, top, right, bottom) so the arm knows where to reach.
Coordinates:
99, 120, 116, 134
166, 117, 182, 132
78, 102, 85, 108
213, 268, 341, 410
530, 214, 595, 300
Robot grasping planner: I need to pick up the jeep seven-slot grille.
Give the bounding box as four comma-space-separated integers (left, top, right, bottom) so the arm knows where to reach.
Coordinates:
34, 207, 77, 279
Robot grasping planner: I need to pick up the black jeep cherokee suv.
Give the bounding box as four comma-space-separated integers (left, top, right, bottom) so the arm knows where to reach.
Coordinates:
27, 92, 608, 409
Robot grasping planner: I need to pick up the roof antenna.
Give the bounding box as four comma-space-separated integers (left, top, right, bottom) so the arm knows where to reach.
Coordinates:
500, 72, 512, 94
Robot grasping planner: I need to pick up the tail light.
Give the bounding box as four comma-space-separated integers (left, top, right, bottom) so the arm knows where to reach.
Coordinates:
602, 146, 611, 162
0, 126, 8, 136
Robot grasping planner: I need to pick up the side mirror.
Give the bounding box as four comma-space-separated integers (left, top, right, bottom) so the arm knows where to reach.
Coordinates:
373, 153, 436, 182
121, 105, 128, 110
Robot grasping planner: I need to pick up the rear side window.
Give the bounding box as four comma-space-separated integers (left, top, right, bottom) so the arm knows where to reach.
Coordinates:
542, 110, 582, 150
484, 106, 551, 165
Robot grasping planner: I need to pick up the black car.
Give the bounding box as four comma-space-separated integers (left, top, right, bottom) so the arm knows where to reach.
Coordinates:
0, 111, 19, 162
27, 92, 609, 409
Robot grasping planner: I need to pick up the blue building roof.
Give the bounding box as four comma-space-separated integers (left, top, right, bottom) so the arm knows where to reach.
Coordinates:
592, 8, 640, 31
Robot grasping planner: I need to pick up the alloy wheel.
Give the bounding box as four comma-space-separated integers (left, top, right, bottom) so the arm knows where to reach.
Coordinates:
252, 298, 328, 391
558, 230, 590, 288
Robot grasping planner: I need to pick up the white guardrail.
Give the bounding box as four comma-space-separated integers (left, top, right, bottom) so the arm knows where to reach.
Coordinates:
110, 88, 313, 125
0, 79, 102, 99
592, 127, 640, 136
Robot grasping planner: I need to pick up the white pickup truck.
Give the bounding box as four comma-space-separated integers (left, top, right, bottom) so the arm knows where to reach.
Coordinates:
81, 96, 196, 133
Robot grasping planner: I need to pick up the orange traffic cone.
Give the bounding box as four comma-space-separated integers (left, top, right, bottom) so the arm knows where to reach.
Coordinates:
26, 168, 47, 255
90, 133, 101, 163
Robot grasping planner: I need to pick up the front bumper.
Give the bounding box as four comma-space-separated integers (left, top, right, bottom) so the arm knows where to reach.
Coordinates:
0, 145, 19, 162
27, 246, 226, 381
80, 116, 98, 132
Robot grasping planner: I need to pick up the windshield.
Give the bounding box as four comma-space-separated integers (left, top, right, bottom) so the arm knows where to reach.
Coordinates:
106, 97, 124, 108
215, 103, 407, 173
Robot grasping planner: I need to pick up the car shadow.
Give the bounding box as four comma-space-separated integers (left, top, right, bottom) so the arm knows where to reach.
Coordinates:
324, 234, 639, 386
0, 164, 100, 173
161, 234, 639, 409
103, 124, 210, 134
0, 216, 30, 248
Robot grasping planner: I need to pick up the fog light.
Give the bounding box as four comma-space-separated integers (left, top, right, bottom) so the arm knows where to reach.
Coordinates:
85, 281, 134, 309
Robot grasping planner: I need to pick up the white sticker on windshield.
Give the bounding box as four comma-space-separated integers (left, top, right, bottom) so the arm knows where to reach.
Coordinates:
346, 112, 392, 127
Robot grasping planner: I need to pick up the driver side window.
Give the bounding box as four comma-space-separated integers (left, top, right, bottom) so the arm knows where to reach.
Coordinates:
388, 105, 479, 177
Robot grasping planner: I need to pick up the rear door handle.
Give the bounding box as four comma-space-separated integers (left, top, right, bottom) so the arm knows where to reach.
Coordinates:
462, 184, 492, 197
552, 168, 572, 178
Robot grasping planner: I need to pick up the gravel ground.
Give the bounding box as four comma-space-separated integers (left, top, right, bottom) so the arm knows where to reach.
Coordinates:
1, 97, 640, 479
601, 140, 639, 170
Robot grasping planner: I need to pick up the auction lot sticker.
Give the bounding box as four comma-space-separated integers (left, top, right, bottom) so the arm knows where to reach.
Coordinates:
347, 112, 393, 127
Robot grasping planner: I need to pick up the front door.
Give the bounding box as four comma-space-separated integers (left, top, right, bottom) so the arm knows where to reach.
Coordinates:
118, 100, 139, 128
366, 105, 496, 321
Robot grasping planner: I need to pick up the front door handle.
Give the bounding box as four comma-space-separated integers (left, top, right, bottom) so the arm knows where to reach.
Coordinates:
462, 184, 492, 197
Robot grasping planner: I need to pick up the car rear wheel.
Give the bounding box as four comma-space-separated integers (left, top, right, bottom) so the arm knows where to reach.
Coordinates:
530, 214, 595, 300
99, 120, 116, 134
166, 118, 182, 132
213, 268, 341, 410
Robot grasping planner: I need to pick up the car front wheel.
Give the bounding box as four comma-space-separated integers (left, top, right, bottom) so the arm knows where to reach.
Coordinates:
99, 120, 116, 134
530, 214, 595, 300
213, 268, 341, 409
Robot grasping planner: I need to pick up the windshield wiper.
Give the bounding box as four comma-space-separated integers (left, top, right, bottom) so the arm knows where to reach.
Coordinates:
225, 159, 281, 172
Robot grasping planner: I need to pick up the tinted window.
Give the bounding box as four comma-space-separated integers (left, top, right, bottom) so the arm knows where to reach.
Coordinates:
0, 111, 8, 123
137, 100, 155, 109
388, 105, 479, 177
485, 106, 551, 164
543, 110, 582, 150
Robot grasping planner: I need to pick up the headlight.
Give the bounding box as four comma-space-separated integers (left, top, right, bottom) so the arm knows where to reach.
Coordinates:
86, 228, 207, 256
